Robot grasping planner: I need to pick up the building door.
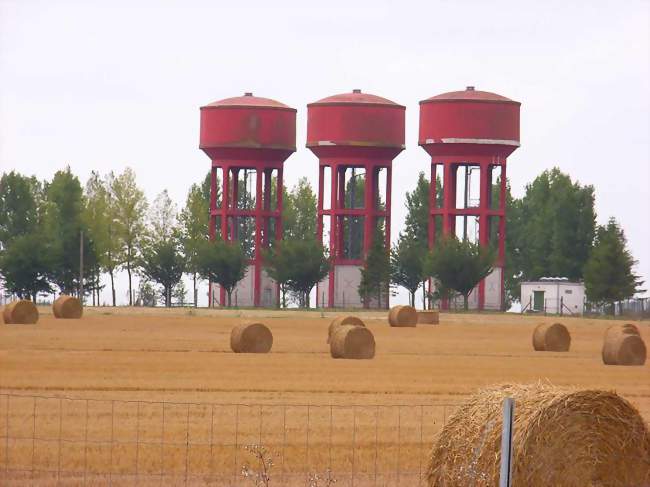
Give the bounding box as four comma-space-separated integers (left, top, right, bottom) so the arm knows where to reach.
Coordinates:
533, 291, 545, 311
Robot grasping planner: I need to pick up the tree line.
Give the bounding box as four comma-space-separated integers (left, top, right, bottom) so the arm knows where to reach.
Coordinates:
0, 166, 642, 312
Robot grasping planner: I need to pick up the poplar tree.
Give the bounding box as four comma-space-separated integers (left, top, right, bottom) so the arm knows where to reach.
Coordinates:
584, 218, 642, 313
110, 168, 148, 305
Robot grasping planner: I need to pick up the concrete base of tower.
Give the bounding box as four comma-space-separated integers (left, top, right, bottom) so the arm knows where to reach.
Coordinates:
316, 265, 389, 309
210, 266, 278, 307
430, 267, 503, 311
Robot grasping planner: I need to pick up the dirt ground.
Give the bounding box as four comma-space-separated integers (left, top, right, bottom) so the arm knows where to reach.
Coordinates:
0, 306, 648, 484
1, 306, 647, 409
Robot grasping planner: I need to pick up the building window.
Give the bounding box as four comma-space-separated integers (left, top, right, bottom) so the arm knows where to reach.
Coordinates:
565, 289, 573, 294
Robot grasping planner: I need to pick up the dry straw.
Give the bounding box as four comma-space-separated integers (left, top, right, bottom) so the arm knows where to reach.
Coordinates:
532, 322, 570, 351
427, 383, 650, 487
417, 310, 439, 325
2, 300, 39, 324
230, 322, 273, 353
52, 295, 83, 319
388, 305, 417, 327
602, 323, 646, 366
327, 315, 365, 344
330, 324, 375, 359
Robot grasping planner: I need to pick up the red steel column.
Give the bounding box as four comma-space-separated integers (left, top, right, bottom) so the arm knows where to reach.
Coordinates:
253, 168, 263, 307
363, 164, 374, 257
263, 169, 271, 244
429, 162, 436, 247
385, 165, 392, 251
328, 163, 338, 307
477, 160, 490, 310
499, 162, 507, 310
219, 164, 231, 306
316, 165, 324, 241
337, 167, 346, 259
277, 167, 284, 240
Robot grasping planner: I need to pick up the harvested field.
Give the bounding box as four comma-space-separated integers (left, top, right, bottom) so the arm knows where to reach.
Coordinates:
0, 306, 648, 485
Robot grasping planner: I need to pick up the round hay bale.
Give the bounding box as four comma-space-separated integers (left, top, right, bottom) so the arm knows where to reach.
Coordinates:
330, 324, 375, 359
52, 295, 83, 319
327, 315, 365, 344
602, 324, 646, 366
230, 322, 273, 353
417, 310, 439, 325
388, 305, 417, 327
605, 322, 640, 339
2, 300, 39, 324
532, 322, 570, 351
427, 383, 650, 487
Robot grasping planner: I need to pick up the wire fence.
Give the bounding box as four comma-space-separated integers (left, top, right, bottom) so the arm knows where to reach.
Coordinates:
0, 393, 457, 486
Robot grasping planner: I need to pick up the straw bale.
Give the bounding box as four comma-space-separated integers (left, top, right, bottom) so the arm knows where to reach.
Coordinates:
388, 305, 417, 327
52, 295, 83, 319
327, 315, 365, 344
230, 322, 273, 353
427, 383, 650, 487
2, 300, 39, 324
417, 310, 439, 325
532, 322, 570, 351
602, 324, 646, 366
330, 324, 375, 359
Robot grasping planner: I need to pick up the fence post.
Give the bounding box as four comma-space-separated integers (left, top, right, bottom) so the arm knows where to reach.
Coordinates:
499, 397, 515, 487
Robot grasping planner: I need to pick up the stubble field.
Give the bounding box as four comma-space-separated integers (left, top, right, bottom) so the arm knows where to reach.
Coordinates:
0, 306, 648, 485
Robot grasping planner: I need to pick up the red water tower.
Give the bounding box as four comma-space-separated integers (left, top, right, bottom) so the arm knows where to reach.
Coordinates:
200, 93, 296, 307
419, 87, 520, 310
307, 90, 405, 308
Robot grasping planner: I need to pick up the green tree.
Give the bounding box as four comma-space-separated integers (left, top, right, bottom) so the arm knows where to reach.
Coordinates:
426, 236, 495, 310
0, 171, 41, 247
196, 239, 247, 307
44, 167, 98, 296
584, 218, 642, 313
111, 168, 148, 305
137, 280, 157, 307
402, 172, 443, 306
391, 235, 426, 307
0, 234, 52, 300
264, 239, 329, 308
283, 177, 317, 240
83, 171, 115, 305
140, 239, 185, 307
359, 229, 391, 308
140, 190, 184, 307
262, 243, 292, 308
180, 181, 210, 306
508, 168, 595, 292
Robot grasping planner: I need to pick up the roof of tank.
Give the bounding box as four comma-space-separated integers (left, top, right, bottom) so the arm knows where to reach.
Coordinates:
309, 89, 404, 108
202, 93, 294, 110
421, 86, 519, 104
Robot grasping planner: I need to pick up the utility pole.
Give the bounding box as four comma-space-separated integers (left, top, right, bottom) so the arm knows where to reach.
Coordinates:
79, 230, 84, 303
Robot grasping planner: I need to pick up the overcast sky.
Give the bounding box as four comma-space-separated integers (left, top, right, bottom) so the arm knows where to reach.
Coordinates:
1, 0, 648, 305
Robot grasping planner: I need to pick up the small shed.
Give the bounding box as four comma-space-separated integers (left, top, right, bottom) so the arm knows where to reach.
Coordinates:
521, 278, 584, 315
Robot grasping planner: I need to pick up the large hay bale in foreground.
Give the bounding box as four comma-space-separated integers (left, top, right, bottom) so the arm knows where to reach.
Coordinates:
230, 322, 273, 353
532, 322, 570, 351
2, 300, 39, 324
327, 315, 365, 344
388, 305, 417, 327
52, 295, 83, 319
330, 324, 375, 359
427, 383, 650, 487
417, 310, 439, 325
602, 323, 646, 366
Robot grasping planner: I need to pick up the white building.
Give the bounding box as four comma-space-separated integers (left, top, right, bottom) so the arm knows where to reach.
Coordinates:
521, 278, 584, 315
